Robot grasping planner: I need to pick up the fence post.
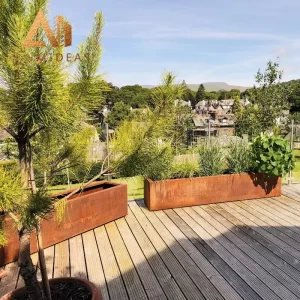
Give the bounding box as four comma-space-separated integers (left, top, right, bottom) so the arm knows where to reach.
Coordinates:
106, 123, 111, 181
289, 120, 294, 186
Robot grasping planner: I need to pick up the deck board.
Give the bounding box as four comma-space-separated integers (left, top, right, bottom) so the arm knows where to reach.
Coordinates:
94, 225, 129, 300
206, 204, 300, 284
69, 235, 87, 279
3, 185, 300, 299
53, 240, 70, 278
115, 217, 167, 300
82, 230, 109, 300
137, 201, 225, 300
105, 221, 148, 300
193, 205, 300, 299
180, 207, 282, 300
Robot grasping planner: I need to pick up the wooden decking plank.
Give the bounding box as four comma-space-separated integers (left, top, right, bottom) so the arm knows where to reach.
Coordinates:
195, 205, 300, 298
69, 235, 87, 279
235, 201, 300, 251
125, 206, 186, 300
285, 185, 300, 195
94, 225, 129, 300
186, 206, 294, 300
36, 246, 55, 281
174, 207, 282, 300
53, 240, 70, 278
222, 202, 300, 261
0, 262, 19, 297
115, 217, 167, 300
129, 202, 203, 300
105, 221, 148, 300
270, 196, 300, 218
32, 246, 55, 285
153, 209, 243, 300
164, 209, 261, 300
208, 204, 300, 284
137, 201, 225, 300
82, 230, 109, 300
248, 199, 300, 237
282, 186, 300, 201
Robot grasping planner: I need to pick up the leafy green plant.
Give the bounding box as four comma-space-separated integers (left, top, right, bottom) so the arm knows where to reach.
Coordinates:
251, 133, 295, 176
171, 160, 199, 179
226, 140, 253, 174
199, 142, 224, 176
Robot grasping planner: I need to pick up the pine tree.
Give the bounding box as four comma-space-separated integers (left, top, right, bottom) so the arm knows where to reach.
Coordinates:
232, 98, 243, 119
194, 84, 206, 107
181, 80, 194, 107
0, 1, 106, 298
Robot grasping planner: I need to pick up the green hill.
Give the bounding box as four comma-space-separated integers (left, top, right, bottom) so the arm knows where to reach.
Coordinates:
142, 82, 250, 92
187, 82, 250, 92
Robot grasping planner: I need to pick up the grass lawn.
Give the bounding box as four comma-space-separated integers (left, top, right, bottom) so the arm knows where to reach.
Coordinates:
48, 176, 144, 200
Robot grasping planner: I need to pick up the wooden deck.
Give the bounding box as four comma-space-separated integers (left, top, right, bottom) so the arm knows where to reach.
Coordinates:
3, 186, 300, 299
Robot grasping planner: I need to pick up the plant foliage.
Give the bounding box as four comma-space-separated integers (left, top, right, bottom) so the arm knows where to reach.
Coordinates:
251, 133, 295, 177
226, 140, 253, 174
199, 142, 224, 176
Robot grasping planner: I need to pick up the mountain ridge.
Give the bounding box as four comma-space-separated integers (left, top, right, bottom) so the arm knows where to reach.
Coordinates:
142, 82, 250, 92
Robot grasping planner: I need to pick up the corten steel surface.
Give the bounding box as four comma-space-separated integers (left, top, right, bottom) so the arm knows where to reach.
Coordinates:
0, 181, 127, 267
144, 173, 281, 211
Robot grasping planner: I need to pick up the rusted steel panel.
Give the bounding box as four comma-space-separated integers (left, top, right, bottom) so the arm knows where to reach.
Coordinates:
0, 181, 128, 267
144, 173, 281, 211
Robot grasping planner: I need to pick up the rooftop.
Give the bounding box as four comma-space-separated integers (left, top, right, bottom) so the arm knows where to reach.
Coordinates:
1, 185, 300, 300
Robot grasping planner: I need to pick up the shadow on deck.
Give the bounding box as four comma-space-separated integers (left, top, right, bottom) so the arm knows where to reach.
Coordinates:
1, 185, 300, 299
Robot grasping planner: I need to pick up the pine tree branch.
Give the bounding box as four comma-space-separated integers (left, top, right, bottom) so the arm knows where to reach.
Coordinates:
4, 127, 17, 139
29, 126, 46, 139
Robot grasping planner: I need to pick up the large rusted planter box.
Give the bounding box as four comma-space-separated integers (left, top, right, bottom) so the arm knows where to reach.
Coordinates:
144, 173, 281, 211
0, 181, 127, 267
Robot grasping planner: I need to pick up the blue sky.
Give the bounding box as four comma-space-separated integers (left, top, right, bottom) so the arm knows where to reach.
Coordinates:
49, 0, 300, 87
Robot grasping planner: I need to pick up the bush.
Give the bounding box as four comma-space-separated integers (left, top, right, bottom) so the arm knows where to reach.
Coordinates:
199, 142, 224, 176
226, 140, 253, 174
251, 133, 295, 177
171, 161, 199, 179
117, 140, 174, 181
35, 162, 104, 187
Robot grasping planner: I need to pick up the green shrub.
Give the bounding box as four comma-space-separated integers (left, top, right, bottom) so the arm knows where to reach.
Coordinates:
226, 140, 253, 174
199, 142, 224, 176
171, 161, 199, 179
117, 140, 174, 181
251, 133, 295, 177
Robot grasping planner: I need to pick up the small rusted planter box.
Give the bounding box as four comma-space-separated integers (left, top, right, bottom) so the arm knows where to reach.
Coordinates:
144, 173, 281, 211
0, 181, 127, 267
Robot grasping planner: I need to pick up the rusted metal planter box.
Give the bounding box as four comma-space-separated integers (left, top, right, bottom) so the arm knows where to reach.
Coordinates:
144, 173, 281, 211
0, 181, 127, 267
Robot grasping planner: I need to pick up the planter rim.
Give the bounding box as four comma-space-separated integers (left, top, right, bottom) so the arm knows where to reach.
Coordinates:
51, 180, 125, 198
145, 172, 280, 183
2, 277, 103, 300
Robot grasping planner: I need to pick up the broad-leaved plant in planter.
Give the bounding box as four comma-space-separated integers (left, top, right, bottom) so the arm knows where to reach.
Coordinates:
251, 133, 295, 177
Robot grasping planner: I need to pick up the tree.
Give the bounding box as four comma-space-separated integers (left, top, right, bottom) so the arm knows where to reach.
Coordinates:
103, 84, 152, 108
112, 72, 185, 179
194, 84, 206, 108
230, 89, 241, 99
181, 80, 194, 106
249, 60, 290, 130
106, 101, 132, 128
232, 98, 243, 120
218, 90, 231, 100
286, 80, 300, 113
172, 103, 194, 152
235, 61, 290, 140
206, 91, 218, 100
0, 1, 105, 298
